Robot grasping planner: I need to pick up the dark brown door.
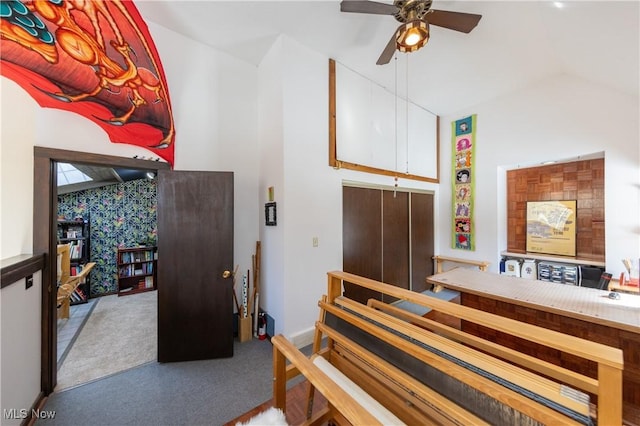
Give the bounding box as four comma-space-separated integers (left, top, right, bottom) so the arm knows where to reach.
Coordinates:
411, 192, 434, 293
343, 186, 382, 303
342, 186, 435, 303
157, 170, 234, 362
382, 191, 409, 294
382, 190, 409, 301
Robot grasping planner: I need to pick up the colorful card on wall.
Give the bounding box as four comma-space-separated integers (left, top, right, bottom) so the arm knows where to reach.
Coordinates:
452, 115, 476, 250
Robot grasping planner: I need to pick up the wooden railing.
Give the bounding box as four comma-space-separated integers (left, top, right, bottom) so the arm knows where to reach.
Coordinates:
433, 255, 490, 273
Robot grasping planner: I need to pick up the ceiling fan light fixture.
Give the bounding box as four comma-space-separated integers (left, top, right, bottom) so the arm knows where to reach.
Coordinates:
396, 20, 429, 53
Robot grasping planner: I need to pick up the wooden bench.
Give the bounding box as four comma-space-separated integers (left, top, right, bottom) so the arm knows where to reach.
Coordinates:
272, 271, 623, 425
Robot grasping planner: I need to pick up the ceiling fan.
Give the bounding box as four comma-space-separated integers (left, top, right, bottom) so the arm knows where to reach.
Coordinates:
340, 0, 482, 65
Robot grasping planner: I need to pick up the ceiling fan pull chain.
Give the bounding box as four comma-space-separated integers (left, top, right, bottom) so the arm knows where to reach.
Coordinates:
394, 55, 399, 198
406, 54, 410, 175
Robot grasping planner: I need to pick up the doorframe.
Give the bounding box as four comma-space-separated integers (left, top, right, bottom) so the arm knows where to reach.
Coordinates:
34, 147, 170, 395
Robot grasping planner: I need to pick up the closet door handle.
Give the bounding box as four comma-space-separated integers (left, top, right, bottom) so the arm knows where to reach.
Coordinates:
222, 270, 231, 279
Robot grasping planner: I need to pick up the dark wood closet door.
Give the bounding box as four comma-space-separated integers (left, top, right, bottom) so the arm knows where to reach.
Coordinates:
382, 190, 409, 302
157, 170, 234, 362
343, 186, 382, 303
411, 192, 434, 293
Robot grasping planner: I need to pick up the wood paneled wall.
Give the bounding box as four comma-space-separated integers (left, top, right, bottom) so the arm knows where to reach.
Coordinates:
506, 159, 605, 261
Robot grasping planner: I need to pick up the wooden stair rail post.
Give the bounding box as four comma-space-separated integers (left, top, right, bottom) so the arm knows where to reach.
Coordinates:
306, 295, 330, 420
272, 334, 383, 425
273, 339, 287, 412
327, 273, 342, 304
598, 363, 623, 425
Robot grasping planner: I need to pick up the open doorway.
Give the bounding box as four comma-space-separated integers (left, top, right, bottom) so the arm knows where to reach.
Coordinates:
37, 147, 236, 395
55, 161, 159, 390
34, 147, 169, 395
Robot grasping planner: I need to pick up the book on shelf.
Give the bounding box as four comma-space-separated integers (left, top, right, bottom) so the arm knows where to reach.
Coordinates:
69, 291, 80, 302
75, 288, 86, 300
119, 265, 135, 277
69, 240, 83, 259
118, 248, 156, 264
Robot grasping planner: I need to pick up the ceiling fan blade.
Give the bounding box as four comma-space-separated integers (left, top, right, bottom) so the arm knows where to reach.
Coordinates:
427, 10, 482, 33
376, 29, 399, 65
340, 0, 399, 15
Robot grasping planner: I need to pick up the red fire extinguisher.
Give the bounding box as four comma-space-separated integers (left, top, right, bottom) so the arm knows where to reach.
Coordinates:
258, 313, 267, 340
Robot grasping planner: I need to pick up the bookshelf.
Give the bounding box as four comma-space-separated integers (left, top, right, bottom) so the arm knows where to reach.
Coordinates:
57, 219, 91, 304
117, 246, 157, 296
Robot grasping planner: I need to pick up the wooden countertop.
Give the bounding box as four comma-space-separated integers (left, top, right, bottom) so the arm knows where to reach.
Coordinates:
427, 268, 640, 334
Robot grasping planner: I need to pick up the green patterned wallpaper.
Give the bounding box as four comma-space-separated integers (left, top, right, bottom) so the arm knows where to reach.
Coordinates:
58, 179, 157, 297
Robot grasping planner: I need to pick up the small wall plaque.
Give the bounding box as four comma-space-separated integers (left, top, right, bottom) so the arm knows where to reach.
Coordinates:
265, 202, 277, 226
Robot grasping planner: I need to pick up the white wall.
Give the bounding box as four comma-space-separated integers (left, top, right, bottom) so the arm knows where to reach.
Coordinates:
258, 37, 286, 334
280, 37, 340, 342
149, 23, 260, 281
439, 73, 640, 276
267, 37, 439, 344
0, 78, 37, 259
0, 78, 42, 423
0, 273, 42, 425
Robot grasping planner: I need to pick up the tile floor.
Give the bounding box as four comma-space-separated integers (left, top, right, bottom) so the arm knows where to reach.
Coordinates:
56, 299, 97, 369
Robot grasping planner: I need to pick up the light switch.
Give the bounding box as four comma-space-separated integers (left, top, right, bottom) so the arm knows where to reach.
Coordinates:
312, 237, 319, 247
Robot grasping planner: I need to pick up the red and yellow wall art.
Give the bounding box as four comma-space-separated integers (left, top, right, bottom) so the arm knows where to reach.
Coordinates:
1, 0, 175, 165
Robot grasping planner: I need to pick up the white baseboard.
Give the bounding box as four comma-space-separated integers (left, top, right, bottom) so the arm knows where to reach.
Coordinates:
288, 326, 315, 349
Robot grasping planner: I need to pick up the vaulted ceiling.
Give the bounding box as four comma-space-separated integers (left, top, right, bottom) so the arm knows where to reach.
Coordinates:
136, 1, 639, 115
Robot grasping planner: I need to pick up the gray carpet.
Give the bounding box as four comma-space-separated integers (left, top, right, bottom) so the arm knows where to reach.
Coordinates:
38, 338, 282, 426
56, 291, 157, 390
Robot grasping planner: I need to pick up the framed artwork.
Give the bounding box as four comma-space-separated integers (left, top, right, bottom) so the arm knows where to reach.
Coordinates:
526, 200, 576, 256
265, 202, 277, 226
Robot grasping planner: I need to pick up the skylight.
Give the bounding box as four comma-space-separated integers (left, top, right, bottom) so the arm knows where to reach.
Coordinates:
57, 163, 93, 186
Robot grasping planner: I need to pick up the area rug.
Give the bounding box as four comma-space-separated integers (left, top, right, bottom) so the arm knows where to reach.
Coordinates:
56, 291, 157, 391
235, 408, 288, 426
